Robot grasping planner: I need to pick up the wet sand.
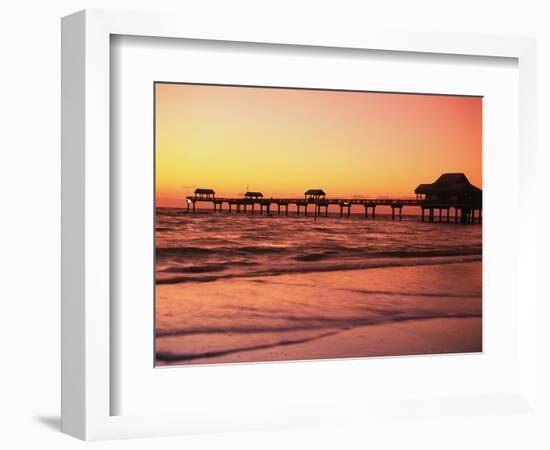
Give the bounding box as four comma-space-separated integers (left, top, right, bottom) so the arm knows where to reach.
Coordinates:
156, 261, 482, 366
159, 317, 481, 366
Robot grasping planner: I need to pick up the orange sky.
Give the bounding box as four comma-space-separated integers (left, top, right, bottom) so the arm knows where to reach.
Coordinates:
155, 83, 482, 208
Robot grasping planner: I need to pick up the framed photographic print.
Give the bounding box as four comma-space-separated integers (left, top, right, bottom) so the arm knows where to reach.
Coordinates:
154, 82, 483, 367
62, 9, 538, 441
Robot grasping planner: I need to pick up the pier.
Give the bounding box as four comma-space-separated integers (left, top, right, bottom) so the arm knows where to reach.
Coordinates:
185, 173, 482, 224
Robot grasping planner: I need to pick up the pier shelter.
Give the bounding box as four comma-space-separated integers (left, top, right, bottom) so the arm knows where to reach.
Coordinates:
304, 189, 326, 202
415, 173, 482, 223
244, 191, 263, 199
193, 188, 215, 200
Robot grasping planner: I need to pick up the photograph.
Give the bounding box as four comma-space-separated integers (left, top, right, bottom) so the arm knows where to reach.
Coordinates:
154, 82, 483, 366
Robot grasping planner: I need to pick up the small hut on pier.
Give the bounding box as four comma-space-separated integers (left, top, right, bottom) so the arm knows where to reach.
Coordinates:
244, 191, 263, 199
194, 188, 215, 200
304, 189, 326, 203
414, 173, 481, 207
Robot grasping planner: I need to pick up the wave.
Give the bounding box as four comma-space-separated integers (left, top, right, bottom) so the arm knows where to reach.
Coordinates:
156, 246, 215, 256
155, 312, 481, 362
295, 251, 338, 262
156, 254, 482, 284
157, 311, 481, 338
255, 280, 479, 299
163, 261, 258, 274
156, 330, 341, 362
156, 245, 290, 257
293, 247, 481, 262
157, 244, 481, 259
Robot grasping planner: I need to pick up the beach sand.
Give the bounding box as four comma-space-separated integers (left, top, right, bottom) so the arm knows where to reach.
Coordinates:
156, 261, 482, 366
159, 317, 481, 366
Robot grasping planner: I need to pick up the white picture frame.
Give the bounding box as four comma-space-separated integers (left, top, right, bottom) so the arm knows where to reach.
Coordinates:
61, 9, 537, 441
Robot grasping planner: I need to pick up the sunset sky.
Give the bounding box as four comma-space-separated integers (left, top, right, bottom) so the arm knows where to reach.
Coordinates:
155, 83, 482, 208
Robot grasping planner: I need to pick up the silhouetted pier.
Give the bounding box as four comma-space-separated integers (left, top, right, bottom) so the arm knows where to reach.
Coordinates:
186, 173, 482, 224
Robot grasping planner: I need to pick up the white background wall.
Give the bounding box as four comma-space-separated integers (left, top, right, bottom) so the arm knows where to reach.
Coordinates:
0, 1, 548, 448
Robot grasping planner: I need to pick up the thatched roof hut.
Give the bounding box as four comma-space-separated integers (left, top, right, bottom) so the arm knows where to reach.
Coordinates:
415, 173, 481, 205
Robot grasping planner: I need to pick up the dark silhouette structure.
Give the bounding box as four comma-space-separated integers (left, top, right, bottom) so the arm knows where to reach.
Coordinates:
237, 192, 264, 214
304, 189, 326, 202
244, 191, 263, 199
415, 173, 482, 223
415, 173, 481, 203
188, 188, 215, 213
193, 188, 215, 200
184, 173, 482, 224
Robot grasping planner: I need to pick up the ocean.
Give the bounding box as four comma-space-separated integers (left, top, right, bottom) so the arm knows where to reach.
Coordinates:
155, 208, 482, 366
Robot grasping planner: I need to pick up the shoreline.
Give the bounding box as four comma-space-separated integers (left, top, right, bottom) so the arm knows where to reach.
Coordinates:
157, 316, 482, 366
156, 261, 482, 367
